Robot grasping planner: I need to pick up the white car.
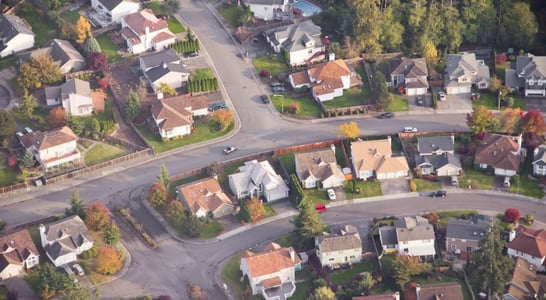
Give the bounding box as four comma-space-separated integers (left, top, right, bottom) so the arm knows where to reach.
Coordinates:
223, 146, 238, 155
438, 92, 446, 101
23, 127, 33, 134
327, 189, 336, 200
403, 127, 418, 133
72, 264, 85, 276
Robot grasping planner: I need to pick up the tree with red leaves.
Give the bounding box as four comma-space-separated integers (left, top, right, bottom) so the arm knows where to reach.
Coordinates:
521, 109, 546, 136
523, 132, 544, 151
86, 200, 111, 231
503, 208, 521, 223
49, 106, 67, 127
87, 52, 108, 73
98, 77, 110, 89
6, 155, 17, 169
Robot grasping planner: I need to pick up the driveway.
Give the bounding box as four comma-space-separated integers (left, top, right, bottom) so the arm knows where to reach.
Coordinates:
524, 97, 546, 112
380, 178, 410, 195
407, 94, 434, 114
431, 87, 472, 113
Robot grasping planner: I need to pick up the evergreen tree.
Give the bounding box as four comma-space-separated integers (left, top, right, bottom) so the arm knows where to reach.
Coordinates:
158, 164, 170, 187
19, 89, 38, 117
65, 189, 86, 219
103, 221, 121, 245
0, 110, 16, 137
84, 37, 102, 54
293, 203, 327, 250
66, 114, 84, 135
123, 89, 141, 120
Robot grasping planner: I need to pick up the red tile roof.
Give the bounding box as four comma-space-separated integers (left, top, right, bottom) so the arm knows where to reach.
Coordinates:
242, 242, 301, 278
20, 126, 78, 151
508, 225, 546, 258
152, 31, 175, 43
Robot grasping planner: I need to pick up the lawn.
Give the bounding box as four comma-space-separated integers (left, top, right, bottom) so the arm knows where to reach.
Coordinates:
276, 153, 295, 174
17, 7, 56, 46
287, 281, 310, 300
167, 18, 185, 34
412, 178, 442, 192
60, 9, 82, 23
471, 92, 525, 110
0, 57, 17, 70
460, 168, 495, 190
271, 95, 322, 119
322, 87, 366, 109
84, 143, 127, 166
221, 253, 246, 299
386, 93, 409, 111
96, 35, 121, 62
76, 100, 115, 128
252, 55, 289, 78
198, 220, 224, 239
343, 180, 383, 199
218, 4, 240, 28
192, 68, 215, 80
330, 263, 373, 285
495, 62, 511, 80
355, 66, 371, 100
303, 188, 331, 206
510, 175, 545, 199
437, 210, 478, 226
137, 120, 234, 153
0, 168, 19, 188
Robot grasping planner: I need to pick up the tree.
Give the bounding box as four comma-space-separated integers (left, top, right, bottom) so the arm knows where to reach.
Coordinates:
522, 132, 544, 151
39, 263, 71, 299
123, 89, 141, 120
234, 4, 252, 26
503, 208, 520, 223
521, 110, 546, 136
473, 224, 514, 298
49, 106, 67, 127
337, 121, 360, 140
371, 71, 390, 109
293, 203, 327, 250
184, 215, 203, 237
211, 109, 234, 131
351, 0, 382, 56
17, 55, 62, 90
461, 0, 496, 45
66, 114, 84, 135
16, 61, 40, 90
91, 118, 101, 132
103, 221, 121, 245
18, 89, 38, 117
161, 0, 180, 16
19, 150, 35, 168
164, 200, 187, 227
59, 285, 99, 300
421, 212, 439, 224
423, 40, 438, 66
307, 286, 336, 300
488, 75, 502, 93
76, 16, 92, 44
148, 182, 168, 207
244, 197, 266, 222
378, 5, 403, 52
95, 245, 123, 275
84, 37, 102, 54
498, 108, 522, 134
358, 272, 374, 294
6, 155, 17, 169
466, 105, 495, 134
392, 253, 432, 288
0, 110, 16, 137
158, 83, 177, 97
86, 200, 111, 231
65, 189, 86, 219
500, 2, 538, 50
87, 52, 108, 73
158, 164, 170, 187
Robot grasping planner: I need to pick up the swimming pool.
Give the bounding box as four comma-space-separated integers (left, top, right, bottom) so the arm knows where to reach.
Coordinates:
291, 0, 322, 17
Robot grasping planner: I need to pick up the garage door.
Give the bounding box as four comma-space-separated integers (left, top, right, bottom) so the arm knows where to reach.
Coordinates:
406, 88, 416, 96
448, 86, 470, 94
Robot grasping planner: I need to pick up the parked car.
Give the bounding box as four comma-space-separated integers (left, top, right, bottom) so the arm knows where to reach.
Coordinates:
378, 112, 395, 119
416, 96, 424, 106
223, 146, 237, 155
438, 92, 446, 101
272, 86, 286, 93
72, 264, 85, 276
183, 51, 199, 58
15, 131, 24, 137
403, 127, 418, 133
23, 127, 33, 134
208, 103, 227, 111
315, 203, 327, 213
270, 81, 283, 88
260, 95, 270, 104
431, 190, 447, 198
327, 189, 336, 200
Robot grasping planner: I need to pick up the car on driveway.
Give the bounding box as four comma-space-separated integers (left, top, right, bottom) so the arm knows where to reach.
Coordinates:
270, 81, 283, 88
23, 127, 33, 134
272, 86, 286, 93
208, 103, 227, 111
327, 189, 336, 200
260, 95, 270, 104
403, 127, 418, 133
416, 96, 424, 106
72, 264, 85, 276
183, 51, 199, 58
223, 146, 237, 155
315, 203, 327, 213
438, 92, 446, 101
16, 131, 24, 137
431, 190, 447, 198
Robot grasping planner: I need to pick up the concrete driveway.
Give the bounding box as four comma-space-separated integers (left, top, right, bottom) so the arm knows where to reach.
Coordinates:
380, 178, 410, 195
431, 87, 472, 113
408, 94, 434, 114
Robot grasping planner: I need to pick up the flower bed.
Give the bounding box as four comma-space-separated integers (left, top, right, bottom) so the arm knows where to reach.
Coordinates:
117, 207, 158, 249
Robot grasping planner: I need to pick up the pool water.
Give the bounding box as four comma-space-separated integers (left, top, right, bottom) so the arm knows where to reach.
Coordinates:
291, 0, 322, 17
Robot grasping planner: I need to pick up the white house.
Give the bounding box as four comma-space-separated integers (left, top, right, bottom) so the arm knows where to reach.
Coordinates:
505, 53, 546, 97
379, 216, 436, 260
0, 14, 35, 58
19, 126, 81, 170
178, 177, 234, 218
45, 78, 94, 116
445, 52, 490, 94
39, 216, 93, 267
228, 160, 289, 203
294, 147, 345, 189
507, 225, 546, 272
0, 229, 39, 280
388, 58, 429, 96
351, 137, 409, 180
150, 94, 208, 139
139, 49, 190, 92
474, 133, 522, 177
19, 39, 85, 75
315, 225, 362, 268
532, 145, 546, 177
91, 0, 140, 24
244, 0, 290, 21
120, 9, 176, 54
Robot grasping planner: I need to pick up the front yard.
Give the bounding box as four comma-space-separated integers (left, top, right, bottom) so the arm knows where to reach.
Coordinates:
343, 180, 383, 199
271, 94, 322, 119
145, 2, 185, 33
471, 92, 525, 110
0, 167, 20, 188
460, 168, 495, 190
84, 143, 127, 166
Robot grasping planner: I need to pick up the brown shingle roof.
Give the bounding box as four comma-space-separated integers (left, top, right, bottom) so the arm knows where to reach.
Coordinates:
242, 242, 301, 278
405, 282, 464, 300
123, 9, 168, 36
20, 126, 78, 151
290, 70, 310, 86
506, 257, 545, 300
474, 133, 521, 171
351, 139, 409, 173
178, 177, 233, 215
353, 292, 399, 300
317, 232, 361, 252
152, 31, 175, 43
508, 225, 546, 258
0, 229, 39, 272
150, 95, 208, 131
295, 148, 344, 182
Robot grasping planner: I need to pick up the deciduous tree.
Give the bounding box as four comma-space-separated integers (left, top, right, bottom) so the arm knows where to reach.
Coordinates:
503, 208, 520, 223
39, 263, 70, 299
337, 121, 360, 140
49, 106, 67, 127
86, 200, 111, 231
158, 83, 177, 97
148, 182, 168, 207
392, 253, 432, 288
244, 197, 266, 222
466, 105, 495, 134
17, 55, 61, 90
87, 52, 108, 73
498, 108, 522, 134
91, 118, 101, 132
308, 286, 336, 300
95, 245, 123, 275
423, 40, 438, 66
293, 203, 327, 250
522, 132, 544, 151
161, 0, 180, 16
65, 189, 86, 219
211, 109, 233, 131
0, 110, 16, 137
66, 114, 84, 135
76, 16, 92, 44
18, 89, 38, 117
521, 110, 546, 136
489, 75, 502, 93
123, 89, 141, 121
164, 200, 186, 227
184, 215, 203, 237
103, 221, 121, 245
351, 0, 382, 56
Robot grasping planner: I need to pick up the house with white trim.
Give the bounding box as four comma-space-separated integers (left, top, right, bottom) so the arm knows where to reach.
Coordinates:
379, 216, 436, 260
120, 9, 176, 54
19, 126, 81, 170
91, 0, 140, 24
0, 14, 34, 58
228, 160, 289, 203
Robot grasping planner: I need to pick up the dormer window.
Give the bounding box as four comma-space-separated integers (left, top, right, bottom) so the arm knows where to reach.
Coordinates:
529, 79, 535, 86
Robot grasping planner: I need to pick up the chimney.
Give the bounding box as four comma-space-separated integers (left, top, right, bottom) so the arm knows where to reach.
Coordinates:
517, 133, 523, 155
451, 134, 455, 145
328, 52, 335, 61
39, 224, 47, 247
157, 92, 164, 100
416, 284, 421, 299
393, 291, 400, 300
330, 143, 335, 155
289, 248, 295, 261
387, 135, 392, 145
509, 229, 516, 242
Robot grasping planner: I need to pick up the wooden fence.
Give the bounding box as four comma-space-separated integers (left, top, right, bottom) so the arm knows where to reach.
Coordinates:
273, 139, 341, 155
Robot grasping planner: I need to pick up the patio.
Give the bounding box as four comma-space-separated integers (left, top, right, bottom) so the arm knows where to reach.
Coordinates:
262, 282, 296, 300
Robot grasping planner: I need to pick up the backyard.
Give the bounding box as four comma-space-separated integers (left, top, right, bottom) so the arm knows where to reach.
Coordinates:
17, 6, 57, 46
252, 55, 290, 80
96, 35, 121, 62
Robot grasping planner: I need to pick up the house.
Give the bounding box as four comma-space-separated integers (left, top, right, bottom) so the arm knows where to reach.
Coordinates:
388, 58, 429, 96
415, 136, 461, 177
504, 257, 546, 300
289, 58, 359, 102
0, 229, 39, 280
91, 0, 140, 24
19, 126, 80, 170
353, 292, 400, 300
120, 9, 176, 54
39, 215, 93, 267
294, 147, 345, 189
315, 225, 362, 268
474, 133, 522, 177
240, 242, 301, 299
19, 39, 85, 75
150, 94, 208, 139
45, 78, 94, 116
0, 14, 35, 58
264, 20, 325, 67
244, 0, 290, 21
139, 49, 190, 92
351, 137, 410, 180
228, 160, 289, 203
404, 282, 464, 300
445, 215, 493, 256
379, 216, 436, 259
177, 177, 234, 218
532, 145, 546, 177
507, 225, 546, 272
505, 53, 546, 97
445, 52, 490, 94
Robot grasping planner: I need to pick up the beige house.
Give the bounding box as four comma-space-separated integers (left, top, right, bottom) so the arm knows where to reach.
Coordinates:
351, 137, 409, 180
120, 9, 176, 54
19, 39, 85, 75
150, 95, 208, 139
0, 229, 39, 280
45, 78, 94, 116
295, 147, 345, 189
178, 177, 234, 218
315, 225, 362, 267
19, 126, 80, 170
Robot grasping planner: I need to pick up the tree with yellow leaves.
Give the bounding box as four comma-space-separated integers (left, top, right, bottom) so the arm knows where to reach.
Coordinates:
336, 121, 360, 140
211, 109, 233, 131
76, 16, 92, 44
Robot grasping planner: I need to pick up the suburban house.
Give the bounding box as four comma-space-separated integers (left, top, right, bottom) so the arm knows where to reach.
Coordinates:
294, 147, 345, 189
150, 94, 208, 139
351, 137, 410, 180
445, 215, 493, 256
264, 20, 325, 67
177, 177, 234, 218
474, 133, 522, 177
240, 242, 301, 299
19, 126, 81, 170
0, 229, 39, 280
353, 292, 400, 300
379, 216, 436, 260
532, 145, 546, 177
39, 215, 94, 267
228, 160, 289, 203
315, 225, 362, 268
289, 58, 360, 102
415, 135, 461, 177
139, 49, 190, 92
45, 78, 94, 116
505, 53, 546, 97
244, 0, 290, 21
504, 257, 546, 300
444, 52, 490, 94
388, 58, 429, 96
19, 39, 85, 75
0, 14, 35, 58
120, 9, 176, 54
404, 282, 464, 300
91, 0, 140, 24
507, 225, 546, 272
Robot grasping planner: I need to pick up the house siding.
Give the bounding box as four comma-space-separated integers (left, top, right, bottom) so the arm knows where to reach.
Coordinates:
158, 124, 191, 139
63, 93, 93, 116
507, 248, 545, 271
0, 264, 22, 280
317, 248, 361, 267
0, 33, 35, 58
36, 140, 80, 169
151, 72, 188, 92
110, 2, 140, 23
446, 238, 480, 254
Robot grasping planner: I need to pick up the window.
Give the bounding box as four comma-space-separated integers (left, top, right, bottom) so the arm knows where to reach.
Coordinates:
529, 79, 535, 86
329, 258, 334, 261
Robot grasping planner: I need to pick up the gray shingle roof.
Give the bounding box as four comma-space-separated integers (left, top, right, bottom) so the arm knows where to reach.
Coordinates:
415, 152, 461, 170
146, 62, 189, 83
42, 215, 92, 247
140, 49, 180, 71
515, 53, 546, 89
379, 227, 397, 245
295, 148, 344, 182
245, 0, 285, 5
264, 20, 323, 53
389, 58, 428, 79
62, 78, 91, 98
446, 215, 492, 241
317, 233, 361, 252
417, 136, 454, 154
0, 14, 34, 42
533, 145, 546, 166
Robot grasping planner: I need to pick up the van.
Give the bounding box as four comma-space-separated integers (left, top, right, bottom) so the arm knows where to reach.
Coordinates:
451, 176, 459, 186
503, 176, 511, 187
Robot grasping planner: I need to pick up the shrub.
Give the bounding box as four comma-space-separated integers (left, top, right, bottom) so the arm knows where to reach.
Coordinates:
503, 208, 520, 223
260, 69, 269, 77
525, 213, 534, 225
6, 155, 17, 169
409, 180, 417, 192
148, 182, 168, 207
289, 102, 299, 113
496, 53, 507, 64
81, 244, 98, 259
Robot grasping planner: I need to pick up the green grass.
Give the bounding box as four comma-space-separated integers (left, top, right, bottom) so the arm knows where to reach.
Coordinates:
302, 188, 331, 206
192, 68, 215, 80
0, 168, 19, 187
275, 234, 293, 248
355, 66, 371, 100
460, 168, 495, 190
84, 143, 127, 166
437, 210, 478, 226
221, 253, 245, 299
386, 93, 409, 111
322, 87, 366, 109
288, 281, 310, 300
276, 153, 295, 174
167, 18, 185, 34
331, 263, 373, 285
495, 62, 511, 81
199, 220, 224, 239
96, 35, 121, 62
471, 92, 525, 110
17, 7, 56, 46
76, 100, 115, 128
137, 120, 234, 153
218, 5, 240, 28
271, 95, 322, 119
252, 55, 289, 77
343, 180, 383, 199
0, 285, 8, 299
0, 57, 17, 70
412, 178, 442, 192
510, 175, 545, 199
145, 1, 162, 13
60, 9, 82, 23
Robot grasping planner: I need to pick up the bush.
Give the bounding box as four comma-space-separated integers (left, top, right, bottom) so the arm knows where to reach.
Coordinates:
409, 180, 417, 192
260, 69, 270, 77
503, 208, 520, 223
81, 244, 98, 259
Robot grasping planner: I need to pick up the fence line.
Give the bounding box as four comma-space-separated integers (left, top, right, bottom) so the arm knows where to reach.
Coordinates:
273, 139, 340, 155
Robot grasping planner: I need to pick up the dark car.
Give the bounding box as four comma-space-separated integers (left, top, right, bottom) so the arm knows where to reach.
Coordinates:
378, 112, 395, 119
223, 146, 238, 155
183, 51, 199, 58
416, 96, 424, 106
270, 81, 283, 88
431, 190, 447, 198
260, 95, 270, 104
208, 103, 227, 111
315, 203, 327, 213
